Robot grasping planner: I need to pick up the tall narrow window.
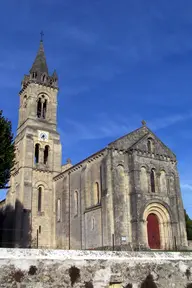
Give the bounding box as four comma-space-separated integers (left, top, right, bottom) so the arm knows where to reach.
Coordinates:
35, 144, 40, 164
147, 138, 154, 153
44, 145, 49, 165
74, 191, 78, 216
91, 217, 95, 230
42, 99, 47, 119
147, 139, 152, 153
93, 182, 100, 205
37, 98, 42, 118
57, 198, 61, 222
33, 72, 37, 79
150, 169, 155, 192
38, 187, 42, 212
42, 75, 46, 82
23, 95, 27, 108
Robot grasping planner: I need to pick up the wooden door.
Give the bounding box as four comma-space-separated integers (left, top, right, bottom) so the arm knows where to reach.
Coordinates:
147, 213, 160, 249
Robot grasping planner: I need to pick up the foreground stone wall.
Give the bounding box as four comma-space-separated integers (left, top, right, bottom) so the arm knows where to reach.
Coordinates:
0, 249, 192, 287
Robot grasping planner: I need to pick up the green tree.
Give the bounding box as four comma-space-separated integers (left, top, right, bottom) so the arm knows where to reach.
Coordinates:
0, 110, 15, 189
184, 210, 192, 240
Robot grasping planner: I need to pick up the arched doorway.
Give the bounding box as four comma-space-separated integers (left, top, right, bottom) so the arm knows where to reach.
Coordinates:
143, 203, 173, 250
147, 213, 160, 249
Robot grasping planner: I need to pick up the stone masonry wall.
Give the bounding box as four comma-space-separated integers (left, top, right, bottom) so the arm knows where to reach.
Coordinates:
0, 249, 192, 287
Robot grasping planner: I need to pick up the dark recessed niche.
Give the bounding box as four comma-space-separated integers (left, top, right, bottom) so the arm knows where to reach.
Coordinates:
140, 274, 157, 288
68, 266, 80, 286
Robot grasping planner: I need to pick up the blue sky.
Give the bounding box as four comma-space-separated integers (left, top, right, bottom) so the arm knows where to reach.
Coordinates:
0, 0, 192, 217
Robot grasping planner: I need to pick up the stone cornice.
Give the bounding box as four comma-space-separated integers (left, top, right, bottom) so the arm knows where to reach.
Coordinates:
54, 149, 106, 181
125, 148, 176, 163
84, 203, 101, 213
19, 79, 58, 95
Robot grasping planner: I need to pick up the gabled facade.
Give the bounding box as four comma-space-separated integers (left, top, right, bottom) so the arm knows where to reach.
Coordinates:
55, 124, 188, 251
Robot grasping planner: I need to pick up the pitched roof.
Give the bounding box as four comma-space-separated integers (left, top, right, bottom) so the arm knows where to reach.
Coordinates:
108, 125, 176, 158
54, 124, 176, 180
29, 40, 48, 74
108, 125, 148, 150
129, 127, 176, 159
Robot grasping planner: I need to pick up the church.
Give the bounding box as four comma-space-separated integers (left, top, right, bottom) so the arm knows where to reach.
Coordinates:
5, 39, 188, 251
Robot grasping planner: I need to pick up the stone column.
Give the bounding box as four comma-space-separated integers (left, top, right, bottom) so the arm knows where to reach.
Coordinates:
167, 221, 173, 250
102, 149, 114, 247
174, 173, 188, 248
81, 166, 86, 250
139, 219, 148, 249
39, 147, 44, 165
132, 164, 142, 249
124, 164, 132, 243
163, 222, 168, 250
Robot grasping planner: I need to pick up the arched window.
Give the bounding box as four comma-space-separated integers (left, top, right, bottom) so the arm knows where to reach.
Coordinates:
23, 95, 27, 108
91, 217, 95, 230
147, 138, 154, 153
44, 145, 49, 165
38, 187, 42, 212
37, 98, 42, 118
42, 74, 46, 82
74, 191, 78, 216
147, 139, 152, 153
37, 96, 48, 119
150, 169, 156, 192
33, 72, 37, 79
93, 182, 100, 205
57, 198, 61, 222
34, 144, 40, 164
42, 99, 47, 119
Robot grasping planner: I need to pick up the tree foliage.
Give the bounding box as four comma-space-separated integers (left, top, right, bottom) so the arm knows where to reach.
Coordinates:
184, 210, 192, 240
0, 110, 15, 189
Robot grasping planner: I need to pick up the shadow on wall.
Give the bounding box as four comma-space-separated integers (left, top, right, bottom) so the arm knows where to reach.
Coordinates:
0, 199, 31, 248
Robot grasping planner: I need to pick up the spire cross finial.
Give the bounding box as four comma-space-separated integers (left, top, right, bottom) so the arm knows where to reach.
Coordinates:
40, 31, 44, 41
141, 120, 146, 126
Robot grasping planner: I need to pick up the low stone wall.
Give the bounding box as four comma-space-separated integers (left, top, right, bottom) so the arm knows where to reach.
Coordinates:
0, 249, 192, 287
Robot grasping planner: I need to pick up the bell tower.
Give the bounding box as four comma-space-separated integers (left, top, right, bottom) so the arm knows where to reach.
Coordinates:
6, 37, 62, 248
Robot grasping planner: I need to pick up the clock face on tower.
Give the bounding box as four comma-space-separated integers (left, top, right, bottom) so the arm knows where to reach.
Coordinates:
38, 130, 49, 142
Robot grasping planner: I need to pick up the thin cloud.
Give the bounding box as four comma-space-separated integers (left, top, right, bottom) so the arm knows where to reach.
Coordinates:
63, 116, 137, 141
181, 183, 192, 191
85, 65, 122, 82
49, 23, 98, 46
148, 112, 192, 131
63, 86, 90, 97
59, 111, 192, 147
64, 26, 98, 45
104, 2, 192, 64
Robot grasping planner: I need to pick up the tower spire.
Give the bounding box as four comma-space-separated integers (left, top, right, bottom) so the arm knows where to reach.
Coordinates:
30, 34, 48, 75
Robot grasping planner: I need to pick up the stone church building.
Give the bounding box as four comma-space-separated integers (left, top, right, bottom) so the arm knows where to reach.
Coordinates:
5, 40, 188, 251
